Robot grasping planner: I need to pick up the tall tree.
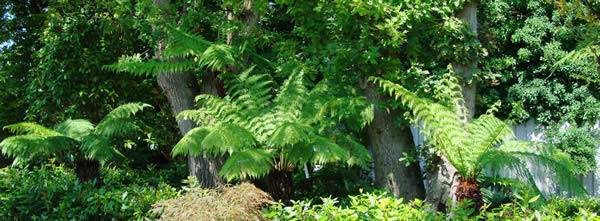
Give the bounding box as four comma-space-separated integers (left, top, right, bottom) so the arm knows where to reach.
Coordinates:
153, 0, 222, 187
363, 81, 425, 199
425, 1, 480, 210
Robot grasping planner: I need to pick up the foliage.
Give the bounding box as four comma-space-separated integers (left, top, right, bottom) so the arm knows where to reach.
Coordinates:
0, 103, 151, 167
479, 0, 600, 124
0, 165, 181, 220
546, 124, 600, 175
266, 191, 600, 220
172, 67, 372, 181
370, 73, 585, 196
152, 183, 272, 221
264, 191, 443, 221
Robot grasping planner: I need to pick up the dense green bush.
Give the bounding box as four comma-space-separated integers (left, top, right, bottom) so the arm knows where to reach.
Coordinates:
265, 192, 600, 220
0, 164, 183, 220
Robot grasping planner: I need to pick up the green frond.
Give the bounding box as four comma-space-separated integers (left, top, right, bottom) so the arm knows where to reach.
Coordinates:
172, 127, 211, 157
273, 69, 307, 118
481, 141, 587, 197
196, 95, 241, 123
370, 76, 468, 174
54, 119, 94, 141
176, 109, 210, 125
282, 136, 349, 166
3, 122, 61, 136
335, 135, 372, 168
268, 122, 314, 147
95, 103, 151, 137
308, 136, 349, 165
463, 115, 514, 172
0, 135, 74, 166
80, 134, 125, 165
201, 123, 256, 156
219, 149, 273, 181
103, 103, 152, 119
165, 25, 212, 56
105, 59, 196, 77
198, 44, 236, 71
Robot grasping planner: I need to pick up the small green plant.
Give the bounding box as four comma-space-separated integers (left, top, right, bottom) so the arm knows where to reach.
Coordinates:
0, 103, 151, 183
370, 72, 585, 206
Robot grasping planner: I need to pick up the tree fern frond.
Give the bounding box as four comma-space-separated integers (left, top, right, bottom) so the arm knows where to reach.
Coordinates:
0, 135, 74, 166
463, 115, 514, 170
198, 44, 236, 71
268, 122, 314, 147
308, 136, 349, 165
54, 119, 94, 141
481, 141, 587, 197
166, 25, 212, 56
106, 59, 196, 77
219, 149, 273, 181
95, 103, 151, 137
201, 123, 256, 156
172, 127, 211, 157
370, 76, 468, 174
103, 103, 152, 119
3, 122, 61, 136
335, 135, 372, 168
176, 109, 210, 125
273, 69, 307, 119
80, 134, 125, 165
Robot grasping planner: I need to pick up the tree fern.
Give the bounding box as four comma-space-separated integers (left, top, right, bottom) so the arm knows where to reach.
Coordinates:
0, 103, 150, 182
172, 67, 372, 181
370, 75, 586, 197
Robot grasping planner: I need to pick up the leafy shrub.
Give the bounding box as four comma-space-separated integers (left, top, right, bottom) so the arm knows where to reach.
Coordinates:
264, 192, 443, 221
547, 125, 599, 175
0, 165, 180, 220
266, 191, 600, 220
152, 183, 272, 221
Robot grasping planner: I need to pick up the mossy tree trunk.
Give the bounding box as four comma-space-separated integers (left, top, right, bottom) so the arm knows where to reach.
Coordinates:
425, 1, 479, 210
153, 0, 223, 188
363, 80, 426, 200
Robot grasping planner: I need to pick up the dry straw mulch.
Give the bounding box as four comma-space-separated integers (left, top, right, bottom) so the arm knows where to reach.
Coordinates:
152, 183, 272, 221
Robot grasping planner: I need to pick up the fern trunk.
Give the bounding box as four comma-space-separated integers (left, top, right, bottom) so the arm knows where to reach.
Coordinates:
154, 0, 222, 188
455, 177, 483, 210
74, 158, 101, 186
261, 169, 294, 203
363, 81, 425, 200
424, 156, 460, 212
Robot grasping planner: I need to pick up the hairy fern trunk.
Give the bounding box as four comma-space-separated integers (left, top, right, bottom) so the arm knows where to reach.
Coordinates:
154, 0, 222, 188
363, 81, 425, 200
74, 158, 101, 186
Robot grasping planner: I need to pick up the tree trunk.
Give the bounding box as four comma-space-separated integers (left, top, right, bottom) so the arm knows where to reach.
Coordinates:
154, 0, 222, 188
424, 156, 460, 212
426, 1, 479, 210
74, 158, 101, 186
363, 81, 425, 200
455, 1, 478, 119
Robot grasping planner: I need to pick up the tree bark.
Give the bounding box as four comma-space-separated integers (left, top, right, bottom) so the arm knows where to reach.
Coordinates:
154, 0, 222, 188
425, 1, 479, 210
363, 81, 426, 200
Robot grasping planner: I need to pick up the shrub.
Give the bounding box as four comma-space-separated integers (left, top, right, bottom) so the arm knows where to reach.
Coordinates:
264, 192, 443, 221
265, 192, 600, 221
0, 165, 180, 220
152, 183, 272, 221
